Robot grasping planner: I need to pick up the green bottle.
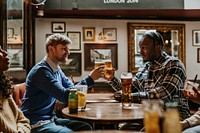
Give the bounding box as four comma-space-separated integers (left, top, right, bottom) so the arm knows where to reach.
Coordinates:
68, 89, 78, 114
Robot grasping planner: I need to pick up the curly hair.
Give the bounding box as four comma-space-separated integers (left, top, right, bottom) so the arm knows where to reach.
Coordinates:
0, 72, 14, 98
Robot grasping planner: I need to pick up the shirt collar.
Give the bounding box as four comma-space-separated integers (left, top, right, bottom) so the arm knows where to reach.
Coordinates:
149, 51, 167, 66
44, 56, 60, 73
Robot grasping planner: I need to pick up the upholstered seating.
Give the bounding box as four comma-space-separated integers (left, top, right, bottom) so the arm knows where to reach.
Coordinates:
12, 82, 26, 107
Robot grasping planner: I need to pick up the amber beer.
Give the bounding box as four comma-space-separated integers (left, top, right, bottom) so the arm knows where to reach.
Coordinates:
94, 60, 104, 68
104, 60, 113, 79
121, 72, 132, 107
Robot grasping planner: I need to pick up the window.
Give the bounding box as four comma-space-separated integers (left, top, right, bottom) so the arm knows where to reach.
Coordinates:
7, 0, 23, 69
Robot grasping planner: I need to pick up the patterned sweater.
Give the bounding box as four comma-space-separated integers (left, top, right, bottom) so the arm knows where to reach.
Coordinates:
186, 108, 200, 127
0, 93, 31, 133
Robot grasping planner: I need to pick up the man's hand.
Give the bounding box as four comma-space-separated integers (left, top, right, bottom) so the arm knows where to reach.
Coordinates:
89, 66, 104, 81
53, 100, 66, 112
183, 87, 200, 105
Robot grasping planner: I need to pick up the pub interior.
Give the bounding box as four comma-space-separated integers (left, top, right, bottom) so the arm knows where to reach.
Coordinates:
1, 0, 200, 132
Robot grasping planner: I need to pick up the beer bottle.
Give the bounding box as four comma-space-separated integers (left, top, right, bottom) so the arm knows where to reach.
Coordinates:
68, 89, 78, 114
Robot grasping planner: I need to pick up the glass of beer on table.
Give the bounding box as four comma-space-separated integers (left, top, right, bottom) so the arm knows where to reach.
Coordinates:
121, 72, 132, 107
103, 59, 113, 79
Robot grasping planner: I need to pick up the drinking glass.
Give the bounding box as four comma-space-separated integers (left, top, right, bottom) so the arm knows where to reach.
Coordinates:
121, 72, 132, 107
142, 100, 164, 133
184, 80, 199, 94
103, 59, 113, 79
74, 85, 88, 111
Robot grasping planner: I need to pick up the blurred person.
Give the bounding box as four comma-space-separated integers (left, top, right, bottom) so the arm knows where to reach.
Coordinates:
106, 31, 190, 120
181, 87, 200, 133
0, 47, 31, 132
21, 33, 103, 133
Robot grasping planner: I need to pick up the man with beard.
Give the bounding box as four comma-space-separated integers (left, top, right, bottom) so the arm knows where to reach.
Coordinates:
106, 31, 190, 125
21, 34, 103, 133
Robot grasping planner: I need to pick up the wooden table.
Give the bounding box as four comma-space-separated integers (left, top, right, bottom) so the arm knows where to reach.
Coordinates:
62, 93, 144, 129
73, 130, 143, 133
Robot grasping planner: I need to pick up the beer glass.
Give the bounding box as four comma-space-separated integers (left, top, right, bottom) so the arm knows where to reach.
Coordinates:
103, 59, 113, 79
121, 72, 132, 107
74, 85, 88, 111
142, 100, 164, 133
94, 59, 104, 68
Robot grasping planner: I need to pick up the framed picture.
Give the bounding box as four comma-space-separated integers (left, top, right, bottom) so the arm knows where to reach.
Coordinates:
82, 27, 95, 41
52, 22, 66, 33
103, 28, 117, 41
84, 43, 118, 71
7, 28, 14, 37
193, 30, 200, 46
198, 48, 200, 63
60, 53, 82, 76
67, 32, 81, 51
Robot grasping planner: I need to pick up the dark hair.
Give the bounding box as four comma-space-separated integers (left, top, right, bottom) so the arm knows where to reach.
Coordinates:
45, 33, 72, 53
143, 31, 164, 48
0, 73, 14, 98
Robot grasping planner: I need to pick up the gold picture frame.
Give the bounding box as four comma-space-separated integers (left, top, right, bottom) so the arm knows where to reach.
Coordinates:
83, 27, 95, 41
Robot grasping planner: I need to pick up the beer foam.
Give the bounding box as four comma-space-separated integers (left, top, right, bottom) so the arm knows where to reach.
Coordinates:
121, 73, 133, 79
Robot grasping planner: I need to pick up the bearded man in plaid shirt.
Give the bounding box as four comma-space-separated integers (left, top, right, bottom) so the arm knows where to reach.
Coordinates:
107, 31, 190, 120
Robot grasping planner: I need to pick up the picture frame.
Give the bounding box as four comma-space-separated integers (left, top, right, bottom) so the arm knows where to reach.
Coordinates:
7, 28, 14, 37
84, 43, 118, 71
82, 27, 95, 41
103, 28, 117, 41
52, 22, 66, 33
60, 53, 82, 76
67, 32, 81, 51
193, 30, 200, 46
198, 48, 200, 63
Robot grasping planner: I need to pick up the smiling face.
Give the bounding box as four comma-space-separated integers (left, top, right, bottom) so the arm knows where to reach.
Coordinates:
49, 44, 70, 64
139, 36, 161, 62
0, 48, 9, 72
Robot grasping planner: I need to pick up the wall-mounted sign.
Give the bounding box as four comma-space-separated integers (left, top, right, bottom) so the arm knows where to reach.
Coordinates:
46, 0, 184, 10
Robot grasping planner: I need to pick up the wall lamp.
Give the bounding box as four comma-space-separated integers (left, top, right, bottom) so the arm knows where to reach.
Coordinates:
31, 0, 47, 17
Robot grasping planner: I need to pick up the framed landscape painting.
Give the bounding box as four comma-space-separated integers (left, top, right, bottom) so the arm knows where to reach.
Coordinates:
84, 43, 118, 71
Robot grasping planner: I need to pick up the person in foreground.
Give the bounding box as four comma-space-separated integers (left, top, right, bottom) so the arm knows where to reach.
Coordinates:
181, 87, 200, 133
107, 31, 190, 120
0, 47, 31, 132
21, 34, 103, 133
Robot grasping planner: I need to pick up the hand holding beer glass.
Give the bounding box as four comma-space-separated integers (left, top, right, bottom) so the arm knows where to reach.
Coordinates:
121, 72, 133, 107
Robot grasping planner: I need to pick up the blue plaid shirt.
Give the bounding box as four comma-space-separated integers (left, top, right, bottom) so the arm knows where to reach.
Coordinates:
109, 52, 190, 120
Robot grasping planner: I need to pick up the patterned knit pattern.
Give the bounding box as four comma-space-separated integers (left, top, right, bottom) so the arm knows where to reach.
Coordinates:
0, 93, 31, 133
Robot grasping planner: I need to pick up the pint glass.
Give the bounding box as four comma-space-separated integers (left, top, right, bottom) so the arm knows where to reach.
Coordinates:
121, 72, 132, 107
104, 59, 113, 79
94, 59, 104, 68
142, 100, 164, 133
